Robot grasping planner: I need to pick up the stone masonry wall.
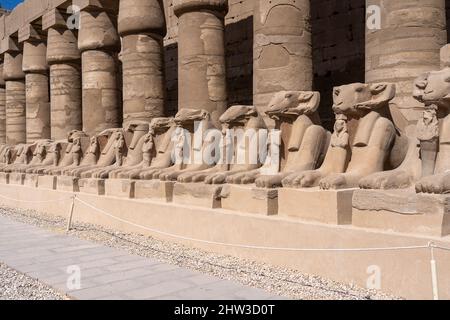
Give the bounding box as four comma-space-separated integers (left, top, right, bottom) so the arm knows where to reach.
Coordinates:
162, 0, 366, 130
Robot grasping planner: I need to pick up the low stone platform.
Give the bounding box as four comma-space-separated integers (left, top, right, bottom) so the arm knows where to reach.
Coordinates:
24, 174, 39, 188
105, 179, 135, 198
353, 189, 450, 237
9, 173, 25, 185
134, 180, 174, 202
221, 184, 278, 215
79, 178, 105, 196
0, 183, 449, 299
173, 183, 222, 209
57, 176, 79, 192
278, 188, 355, 225
38, 175, 57, 190
0, 173, 9, 184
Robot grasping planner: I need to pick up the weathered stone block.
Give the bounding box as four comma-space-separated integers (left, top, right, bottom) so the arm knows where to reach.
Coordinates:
353, 189, 450, 237
105, 179, 135, 199
57, 176, 79, 192
23, 174, 39, 187
78, 178, 105, 195
221, 184, 278, 216
173, 183, 222, 209
9, 172, 25, 185
38, 175, 57, 190
0, 172, 9, 184
134, 180, 174, 202
278, 188, 355, 225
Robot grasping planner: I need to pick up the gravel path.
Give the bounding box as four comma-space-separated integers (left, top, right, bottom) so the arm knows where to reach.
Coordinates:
0, 206, 401, 300
0, 262, 67, 300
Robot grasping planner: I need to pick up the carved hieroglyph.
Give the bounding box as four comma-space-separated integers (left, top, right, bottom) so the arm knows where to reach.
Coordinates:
254, 0, 312, 127
283, 83, 399, 190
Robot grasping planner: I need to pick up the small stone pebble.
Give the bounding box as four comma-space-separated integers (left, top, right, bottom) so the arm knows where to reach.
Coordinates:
0, 206, 401, 300
0, 262, 67, 300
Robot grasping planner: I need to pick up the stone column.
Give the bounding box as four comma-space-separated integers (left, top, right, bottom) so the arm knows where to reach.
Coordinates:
174, 0, 228, 125
0, 62, 6, 144
21, 27, 51, 143
366, 0, 447, 130
43, 9, 82, 140
3, 49, 26, 145
253, 0, 312, 117
76, 2, 121, 136
118, 0, 166, 126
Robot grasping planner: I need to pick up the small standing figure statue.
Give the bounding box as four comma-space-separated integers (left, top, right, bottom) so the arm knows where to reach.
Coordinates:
114, 132, 126, 166
173, 126, 186, 165
72, 137, 83, 166
417, 105, 439, 176
330, 114, 349, 149
142, 130, 155, 168
4, 147, 12, 165
50, 143, 62, 166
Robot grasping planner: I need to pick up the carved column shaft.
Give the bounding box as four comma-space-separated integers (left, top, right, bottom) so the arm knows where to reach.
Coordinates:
3, 51, 26, 145
78, 8, 121, 136
118, 0, 166, 126
365, 0, 447, 130
0, 63, 5, 144
253, 0, 312, 120
23, 40, 50, 142
47, 27, 82, 140
174, 0, 228, 125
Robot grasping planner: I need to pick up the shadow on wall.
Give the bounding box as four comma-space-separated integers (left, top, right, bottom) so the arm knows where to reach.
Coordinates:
447, 0, 450, 41
311, 0, 366, 131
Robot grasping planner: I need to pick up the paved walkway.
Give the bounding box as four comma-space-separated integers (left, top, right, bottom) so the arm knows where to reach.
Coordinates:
0, 215, 281, 300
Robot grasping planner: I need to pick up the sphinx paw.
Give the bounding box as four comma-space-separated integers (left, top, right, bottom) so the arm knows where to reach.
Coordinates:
319, 174, 346, 190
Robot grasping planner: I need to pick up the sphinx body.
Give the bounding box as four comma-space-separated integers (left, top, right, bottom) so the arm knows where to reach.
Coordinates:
360, 68, 450, 194
157, 109, 217, 182
176, 105, 267, 184
115, 118, 176, 179
224, 91, 329, 188
283, 83, 400, 190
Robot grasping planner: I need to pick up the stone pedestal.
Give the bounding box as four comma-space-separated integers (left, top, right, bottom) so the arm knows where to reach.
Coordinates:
0, 172, 9, 184
105, 179, 135, 198
174, 0, 228, 125
78, 178, 105, 195
38, 175, 57, 190
221, 184, 278, 216
9, 172, 25, 185
353, 189, 450, 237
134, 180, 174, 202
253, 0, 312, 126
57, 176, 79, 192
173, 183, 222, 209
278, 188, 355, 225
24, 174, 39, 188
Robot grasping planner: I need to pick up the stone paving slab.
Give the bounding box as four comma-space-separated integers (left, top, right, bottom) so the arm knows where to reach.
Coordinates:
0, 215, 282, 300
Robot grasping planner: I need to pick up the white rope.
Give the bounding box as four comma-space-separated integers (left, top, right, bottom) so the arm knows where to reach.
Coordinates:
74, 196, 434, 253
0, 193, 73, 204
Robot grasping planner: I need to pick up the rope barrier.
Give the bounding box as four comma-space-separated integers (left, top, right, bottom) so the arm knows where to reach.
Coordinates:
1, 189, 449, 299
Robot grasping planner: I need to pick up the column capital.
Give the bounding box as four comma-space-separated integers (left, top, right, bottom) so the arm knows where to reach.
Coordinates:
42, 9, 69, 31
174, 0, 228, 18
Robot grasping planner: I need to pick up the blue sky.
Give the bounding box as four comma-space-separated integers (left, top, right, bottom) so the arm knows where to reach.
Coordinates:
0, 0, 22, 10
